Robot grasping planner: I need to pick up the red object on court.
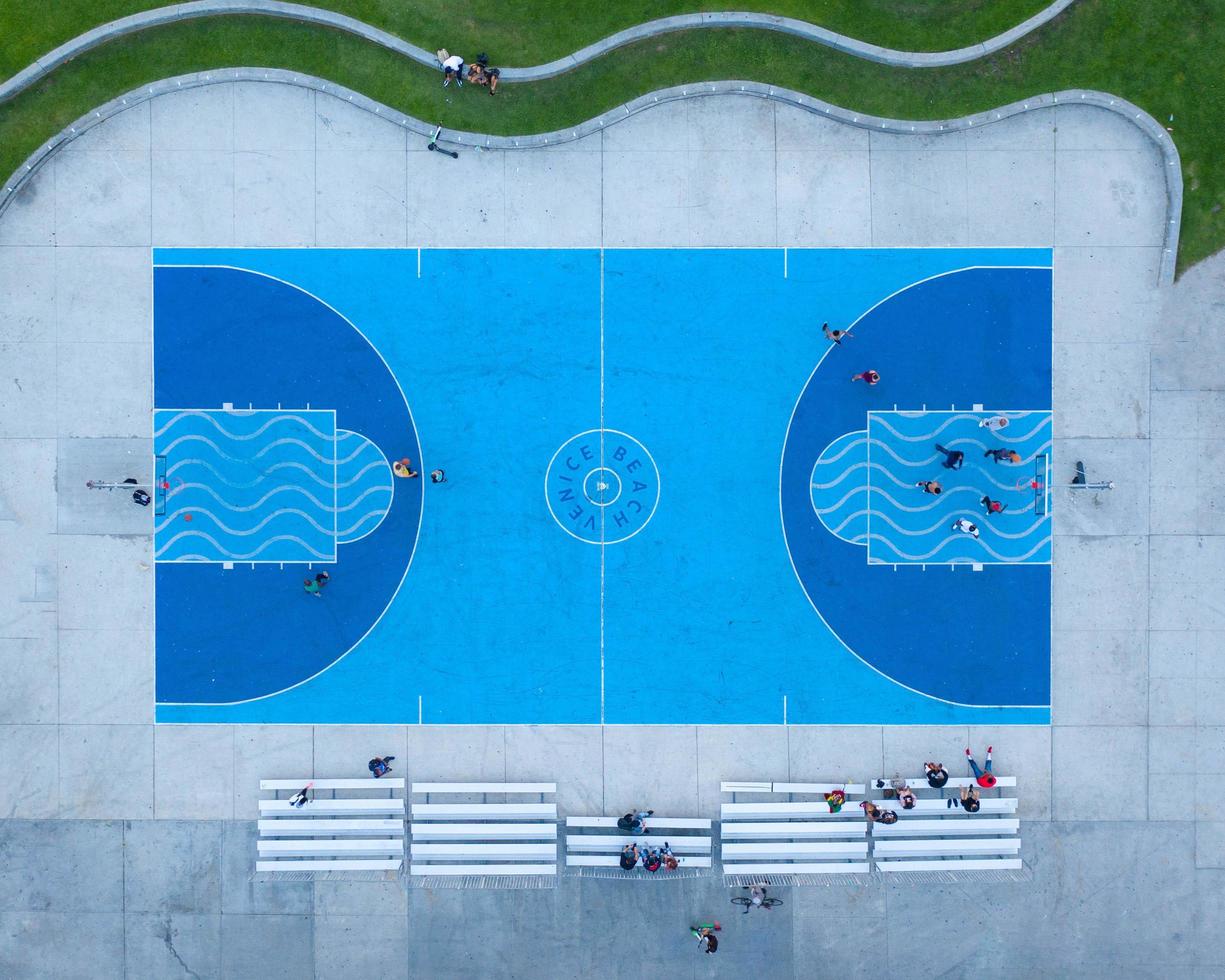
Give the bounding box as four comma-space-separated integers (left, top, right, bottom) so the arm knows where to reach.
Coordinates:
184, 513, 193, 521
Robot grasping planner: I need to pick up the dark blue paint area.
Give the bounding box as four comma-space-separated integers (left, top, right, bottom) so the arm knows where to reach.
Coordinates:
154, 266, 421, 703
781, 268, 1051, 706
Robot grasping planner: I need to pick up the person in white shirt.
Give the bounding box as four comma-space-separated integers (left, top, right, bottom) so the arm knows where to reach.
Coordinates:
441, 54, 465, 86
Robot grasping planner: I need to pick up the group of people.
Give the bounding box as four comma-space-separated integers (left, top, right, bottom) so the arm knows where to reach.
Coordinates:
821, 746, 999, 824
393, 457, 447, 483
916, 436, 1024, 532
619, 841, 680, 872
438, 50, 501, 94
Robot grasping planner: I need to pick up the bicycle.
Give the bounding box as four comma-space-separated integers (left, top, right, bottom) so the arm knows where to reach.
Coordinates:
731, 892, 784, 913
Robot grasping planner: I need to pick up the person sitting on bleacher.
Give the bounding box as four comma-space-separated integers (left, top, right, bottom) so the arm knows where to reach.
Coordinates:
824, 788, 846, 813
619, 843, 639, 870
860, 801, 898, 825
924, 762, 949, 788
949, 785, 981, 812
642, 846, 663, 873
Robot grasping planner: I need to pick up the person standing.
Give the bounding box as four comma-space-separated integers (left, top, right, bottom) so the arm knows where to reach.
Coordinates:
850, 370, 880, 385
430, 469, 447, 484
984, 448, 1022, 464
952, 518, 980, 539
303, 577, 323, 598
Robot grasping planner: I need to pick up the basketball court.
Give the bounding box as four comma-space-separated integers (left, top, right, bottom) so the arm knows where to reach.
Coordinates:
152, 247, 1052, 725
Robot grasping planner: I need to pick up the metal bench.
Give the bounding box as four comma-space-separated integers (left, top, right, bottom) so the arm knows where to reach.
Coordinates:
408, 783, 559, 886
256, 776, 406, 879
870, 775, 1017, 791
720, 783, 870, 882
564, 815, 712, 878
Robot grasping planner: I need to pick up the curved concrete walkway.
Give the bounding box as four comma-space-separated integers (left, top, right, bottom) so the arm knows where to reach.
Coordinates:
0, 0, 1079, 104
0, 68, 1181, 283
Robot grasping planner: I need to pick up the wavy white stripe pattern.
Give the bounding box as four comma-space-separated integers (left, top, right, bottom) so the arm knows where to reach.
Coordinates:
156, 529, 334, 561
154, 410, 333, 441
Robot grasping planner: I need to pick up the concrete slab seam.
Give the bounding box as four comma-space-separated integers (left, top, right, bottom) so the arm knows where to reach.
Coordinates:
0, 70, 1182, 283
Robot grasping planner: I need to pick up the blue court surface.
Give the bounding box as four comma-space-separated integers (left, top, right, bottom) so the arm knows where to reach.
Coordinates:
152, 247, 1052, 725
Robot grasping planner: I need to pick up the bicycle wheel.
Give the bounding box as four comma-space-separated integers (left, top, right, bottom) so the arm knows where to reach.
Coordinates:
730, 897, 753, 907
762, 898, 784, 909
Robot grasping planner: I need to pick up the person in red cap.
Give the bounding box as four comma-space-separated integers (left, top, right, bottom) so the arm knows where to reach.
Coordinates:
966, 746, 997, 788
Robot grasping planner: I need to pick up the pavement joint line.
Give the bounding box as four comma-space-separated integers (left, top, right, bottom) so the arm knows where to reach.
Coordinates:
0, 0, 1081, 107
0, 71, 1182, 284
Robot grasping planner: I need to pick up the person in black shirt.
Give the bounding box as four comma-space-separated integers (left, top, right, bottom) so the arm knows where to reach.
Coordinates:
924, 762, 950, 788
619, 843, 639, 870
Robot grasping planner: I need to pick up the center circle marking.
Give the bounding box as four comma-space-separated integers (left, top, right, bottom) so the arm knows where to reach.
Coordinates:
545, 429, 660, 545
583, 467, 622, 507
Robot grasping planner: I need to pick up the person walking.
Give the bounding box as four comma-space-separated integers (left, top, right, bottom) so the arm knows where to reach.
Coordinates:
984, 448, 1022, 464
966, 746, 998, 788
935, 444, 964, 469
691, 925, 719, 954
979, 416, 1010, 431
368, 755, 396, 778
980, 495, 1007, 516
823, 322, 852, 345
393, 458, 419, 478
916, 480, 943, 495
850, 370, 880, 385
303, 577, 323, 598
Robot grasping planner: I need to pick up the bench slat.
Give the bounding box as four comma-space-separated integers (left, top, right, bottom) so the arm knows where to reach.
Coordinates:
411, 803, 556, 820
566, 854, 713, 868
258, 840, 403, 857
258, 819, 404, 837
871, 819, 1020, 838
256, 859, 402, 872
410, 864, 557, 876
720, 822, 865, 840
868, 799, 1017, 814
876, 858, 1023, 873
260, 778, 405, 791
721, 803, 848, 820
410, 843, 557, 860
771, 783, 867, 795
566, 816, 711, 830
260, 799, 405, 815
564, 835, 710, 853
412, 782, 555, 795
723, 862, 870, 875
722, 842, 867, 860
875, 839, 1021, 858
409, 823, 557, 841
872, 776, 1017, 789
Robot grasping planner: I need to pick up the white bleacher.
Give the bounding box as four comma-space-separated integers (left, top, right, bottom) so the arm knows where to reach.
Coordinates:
408, 783, 558, 884
720, 783, 868, 880
870, 775, 1016, 791
867, 777, 1022, 874
256, 777, 405, 877
565, 814, 713, 875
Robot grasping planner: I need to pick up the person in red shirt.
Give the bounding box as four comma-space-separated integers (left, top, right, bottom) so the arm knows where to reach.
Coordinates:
850, 369, 880, 385
980, 495, 1007, 516
966, 746, 997, 788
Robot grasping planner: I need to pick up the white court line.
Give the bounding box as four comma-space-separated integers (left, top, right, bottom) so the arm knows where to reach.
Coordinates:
599, 248, 606, 727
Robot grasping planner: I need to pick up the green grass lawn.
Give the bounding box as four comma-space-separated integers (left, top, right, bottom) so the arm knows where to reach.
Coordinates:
1, 0, 1221, 272
0, 1, 1054, 78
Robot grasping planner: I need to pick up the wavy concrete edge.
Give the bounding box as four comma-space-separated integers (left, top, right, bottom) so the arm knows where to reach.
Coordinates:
0, 69, 1181, 284
0, 0, 1080, 105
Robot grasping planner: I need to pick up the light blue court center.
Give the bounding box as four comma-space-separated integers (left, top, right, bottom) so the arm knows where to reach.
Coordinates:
545, 428, 660, 545
583, 467, 622, 506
